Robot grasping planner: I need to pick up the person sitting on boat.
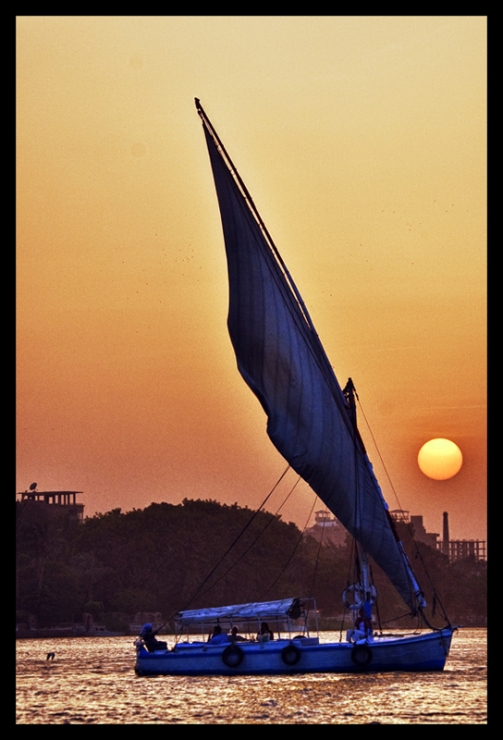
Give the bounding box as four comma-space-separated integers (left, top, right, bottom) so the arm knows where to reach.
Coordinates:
257, 622, 274, 642
140, 623, 167, 652
229, 626, 246, 642
207, 625, 231, 645
352, 609, 373, 642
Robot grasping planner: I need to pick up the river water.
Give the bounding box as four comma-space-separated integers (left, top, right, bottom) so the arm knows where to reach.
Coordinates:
16, 628, 486, 724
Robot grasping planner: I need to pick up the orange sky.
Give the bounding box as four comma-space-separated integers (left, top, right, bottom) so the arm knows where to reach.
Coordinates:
16, 16, 486, 542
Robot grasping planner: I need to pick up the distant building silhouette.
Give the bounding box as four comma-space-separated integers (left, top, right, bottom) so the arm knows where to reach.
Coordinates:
389, 509, 440, 550
305, 510, 347, 547
16, 486, 84, 526
389, 509, 486, 562
442, 511, 450, 557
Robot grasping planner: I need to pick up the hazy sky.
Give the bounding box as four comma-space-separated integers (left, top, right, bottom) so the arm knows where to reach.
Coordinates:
17, 16, 486, 542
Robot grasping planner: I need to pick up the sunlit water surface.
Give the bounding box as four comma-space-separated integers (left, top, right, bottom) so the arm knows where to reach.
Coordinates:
16, 629, 486, 724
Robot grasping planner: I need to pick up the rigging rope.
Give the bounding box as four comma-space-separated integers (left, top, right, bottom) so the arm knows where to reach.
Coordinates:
161, 464, 291, 628
193, 473, 303, 604
355, 396, 400, 509
356, 395, 451, 628
262, 488, 318, 598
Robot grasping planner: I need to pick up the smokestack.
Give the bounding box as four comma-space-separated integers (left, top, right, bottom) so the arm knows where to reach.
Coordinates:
442, 512, 450, 557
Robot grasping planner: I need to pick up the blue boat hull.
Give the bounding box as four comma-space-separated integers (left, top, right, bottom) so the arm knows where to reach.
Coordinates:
135, 628, 455, 676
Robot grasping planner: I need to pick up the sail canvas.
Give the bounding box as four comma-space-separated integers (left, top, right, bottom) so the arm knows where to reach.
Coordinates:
201, 120, 419, 613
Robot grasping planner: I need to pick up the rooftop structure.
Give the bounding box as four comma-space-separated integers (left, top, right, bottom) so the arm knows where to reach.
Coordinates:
16, 484, 84, 525
305, 510, 347, 547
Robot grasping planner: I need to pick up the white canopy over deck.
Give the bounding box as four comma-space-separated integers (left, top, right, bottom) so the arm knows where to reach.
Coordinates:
174, 598, 307, 627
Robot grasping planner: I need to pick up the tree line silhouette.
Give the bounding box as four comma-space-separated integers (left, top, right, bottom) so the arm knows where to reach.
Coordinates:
16, 498, 486, 632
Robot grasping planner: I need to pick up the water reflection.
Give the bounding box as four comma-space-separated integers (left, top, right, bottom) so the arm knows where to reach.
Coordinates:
16, 629, 486, 724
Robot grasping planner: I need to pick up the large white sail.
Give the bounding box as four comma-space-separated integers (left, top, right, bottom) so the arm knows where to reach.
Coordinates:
198, 102, 423, 614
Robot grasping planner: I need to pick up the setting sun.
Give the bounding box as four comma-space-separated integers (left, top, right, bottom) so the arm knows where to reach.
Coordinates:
418, 438, 463, 481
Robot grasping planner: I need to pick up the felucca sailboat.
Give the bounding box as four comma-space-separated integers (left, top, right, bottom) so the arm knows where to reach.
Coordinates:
134, 100, 456, 676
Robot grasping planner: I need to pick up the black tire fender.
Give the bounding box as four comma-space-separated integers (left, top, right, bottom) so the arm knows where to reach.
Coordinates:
281, 643, 301, 666
351, 645, 373, 669
222, 644, 244, 668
